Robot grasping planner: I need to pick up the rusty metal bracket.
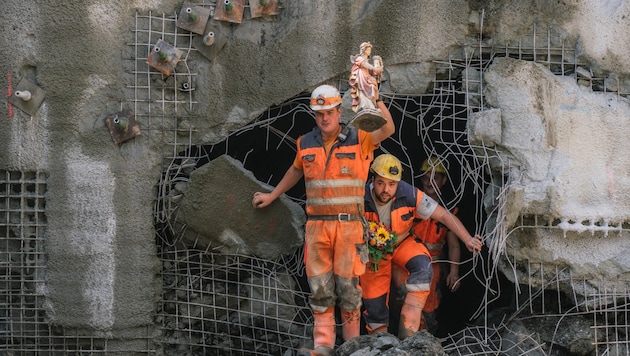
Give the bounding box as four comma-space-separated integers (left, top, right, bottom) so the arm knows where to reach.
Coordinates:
104, 109, 141, 144
8, 78, 45, 116
176, 3, 211, 35
146, 39, 183, 77
214, 0, 245, 24
192, 24, 228, 61
249, 0, 280, 18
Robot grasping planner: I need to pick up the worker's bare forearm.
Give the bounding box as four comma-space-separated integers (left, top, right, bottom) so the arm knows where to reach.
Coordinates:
253, 165, 303, 209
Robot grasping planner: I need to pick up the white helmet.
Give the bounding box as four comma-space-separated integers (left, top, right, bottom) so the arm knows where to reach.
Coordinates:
310, 85, 342, 111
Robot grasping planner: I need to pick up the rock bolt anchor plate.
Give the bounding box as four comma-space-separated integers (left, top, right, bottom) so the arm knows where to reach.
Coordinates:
8, 78, 45, 116
104, 109, 141, 144
214, 0, 245, 23
176, 3, 211, 34
192, 24, 228, 61
146, 39, 183, 77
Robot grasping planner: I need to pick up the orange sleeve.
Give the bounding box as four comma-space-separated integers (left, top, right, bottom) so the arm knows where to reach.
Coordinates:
293, 136, 303, 170
359, 129, 378, 157
292, 154, 302, 170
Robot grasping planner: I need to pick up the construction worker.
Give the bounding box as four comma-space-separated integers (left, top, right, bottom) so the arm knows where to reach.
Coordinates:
360, 154, 482, 339
252, 84, 394, 355
411, 156, 465, 334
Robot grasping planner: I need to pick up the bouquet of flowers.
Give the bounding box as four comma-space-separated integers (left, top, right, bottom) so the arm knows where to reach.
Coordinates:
366, 221, 397, 272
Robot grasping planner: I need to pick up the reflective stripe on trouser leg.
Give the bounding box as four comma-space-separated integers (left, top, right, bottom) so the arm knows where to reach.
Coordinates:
398, 256, 431, 339
361, 293, 389, 333
391, 236, 433, 291
389, 237, 432, 339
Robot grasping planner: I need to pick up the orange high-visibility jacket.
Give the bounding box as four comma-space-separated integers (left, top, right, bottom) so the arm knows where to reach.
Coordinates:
363, 181, 433, 242
298, 125, 373, 216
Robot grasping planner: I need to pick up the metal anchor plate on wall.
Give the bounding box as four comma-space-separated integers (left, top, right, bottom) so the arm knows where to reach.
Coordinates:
214, 0, 245, 24
249, 0, 280, 18
8, 78, 45, 116
176, 3, 211, 35
146, 39, 183, 77
104, 108, 141, 144
192, 24, 228, 61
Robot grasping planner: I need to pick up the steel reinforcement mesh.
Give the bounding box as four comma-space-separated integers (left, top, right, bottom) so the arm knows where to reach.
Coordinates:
0, 170, 48, 353
0, 170, 159, 355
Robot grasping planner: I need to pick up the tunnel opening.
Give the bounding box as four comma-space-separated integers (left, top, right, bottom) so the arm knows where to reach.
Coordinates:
153, 79, 509, 354
148, 17, 614, 355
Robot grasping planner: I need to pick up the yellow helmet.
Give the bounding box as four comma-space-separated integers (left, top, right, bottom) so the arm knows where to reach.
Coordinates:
310, 85, 342, 111
420, 156, 446, 174
370, 154, 402, 181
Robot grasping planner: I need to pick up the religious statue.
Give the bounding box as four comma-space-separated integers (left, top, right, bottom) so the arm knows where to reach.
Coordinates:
348, 42, 386, 132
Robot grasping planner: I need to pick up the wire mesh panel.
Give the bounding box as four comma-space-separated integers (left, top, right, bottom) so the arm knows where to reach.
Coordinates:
157, 248, 312, 355
0, 173, 159, 355
0, 170, 48, 354
592, 289, 630, 356
127, 10, 200, 146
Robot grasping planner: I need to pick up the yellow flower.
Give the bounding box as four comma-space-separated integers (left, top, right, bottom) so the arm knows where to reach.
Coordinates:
376, 226, 388, 240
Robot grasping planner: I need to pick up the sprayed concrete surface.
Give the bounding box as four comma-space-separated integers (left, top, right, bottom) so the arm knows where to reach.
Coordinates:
1, 0, 630, 349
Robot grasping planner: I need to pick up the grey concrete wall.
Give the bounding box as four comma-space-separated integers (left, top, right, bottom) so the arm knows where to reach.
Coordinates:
0, 1, 163, 336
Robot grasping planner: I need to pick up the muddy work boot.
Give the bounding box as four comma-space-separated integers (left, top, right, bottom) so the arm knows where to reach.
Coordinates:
398, 290, 429, 340
297, 308, 336, 356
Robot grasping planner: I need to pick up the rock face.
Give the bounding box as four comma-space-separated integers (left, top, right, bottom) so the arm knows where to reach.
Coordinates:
336, 331, 446, 356
472, 57, 630, 302
178, 155, 305, 260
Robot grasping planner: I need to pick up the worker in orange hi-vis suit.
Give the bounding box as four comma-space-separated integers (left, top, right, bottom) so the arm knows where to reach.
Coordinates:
410, 156, 469, 334
252, 85, 394, 356
361, 154, 482, 340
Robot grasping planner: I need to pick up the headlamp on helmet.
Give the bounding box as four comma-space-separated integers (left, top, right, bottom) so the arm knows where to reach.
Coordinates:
310, 85, 342, 111
370, 154, 403, 182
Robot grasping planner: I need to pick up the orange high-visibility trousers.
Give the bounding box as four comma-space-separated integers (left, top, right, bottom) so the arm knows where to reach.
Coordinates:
304, 220, 368, 313
360, 235, 432, 332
